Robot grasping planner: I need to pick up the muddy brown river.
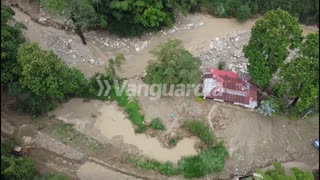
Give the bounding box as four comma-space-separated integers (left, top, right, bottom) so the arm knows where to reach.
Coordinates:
95, 103, 198, 163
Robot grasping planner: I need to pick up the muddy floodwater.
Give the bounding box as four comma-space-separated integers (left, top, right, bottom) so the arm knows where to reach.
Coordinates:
95, 103, 198, 163
53, 99, 198, 163
94, 104, 197, 163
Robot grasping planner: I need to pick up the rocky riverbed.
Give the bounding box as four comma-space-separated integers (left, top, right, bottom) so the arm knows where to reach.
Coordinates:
197, 30, 251, 73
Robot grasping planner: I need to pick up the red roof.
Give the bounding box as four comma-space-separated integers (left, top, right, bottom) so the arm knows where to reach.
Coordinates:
203, 69, 258, 106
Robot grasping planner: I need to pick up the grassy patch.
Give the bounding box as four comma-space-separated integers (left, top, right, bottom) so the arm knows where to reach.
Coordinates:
178, 143, 228, 178
124, 99, 146, 133
127, 156, 177, 176
149, 118, 166, 130
196, 96, 204, 102
46, 123, 104, 152
183, 120, 216, 147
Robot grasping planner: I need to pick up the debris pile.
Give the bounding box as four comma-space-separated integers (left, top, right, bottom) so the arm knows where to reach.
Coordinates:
197, 30, 251, 73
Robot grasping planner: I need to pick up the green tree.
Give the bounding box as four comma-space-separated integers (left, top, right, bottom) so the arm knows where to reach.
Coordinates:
172, 0, 199, 14
41, 0, 103, 44
256, 0, 319, 24
10, 43, 86, 115
1, 5, 25, 84
236, 4, 252, 20
91, 0, 175, 37
17, 43, 86, 100
144, 39, 201, 84
244, 9, 303, 88
279, 33, 319, 117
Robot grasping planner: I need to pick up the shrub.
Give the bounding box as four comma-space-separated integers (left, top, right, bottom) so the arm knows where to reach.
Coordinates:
144, 39, 201, 85
178, 156, 205, 177
169, 136, 182, 146
218, 61, 226, 70
178, 143, 228, 178
196, 96, 204, 102
183, 120, 215, 147
158, 162, 177, 176
236, 5, 252, 21
150, 118, 166, 130
128, 157, 177, 176
258, 100, 279, 116
258, 162, 314, 179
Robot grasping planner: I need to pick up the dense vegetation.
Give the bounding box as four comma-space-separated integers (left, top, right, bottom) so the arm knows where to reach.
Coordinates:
144, 39, 202, 85
41, 0, 318, 37
1, 5, 25, 84
244, 9, 319, 118
1, 139, 69, 180
244, 9, 303, 88
183, 120, 216, 147
1, 4, 88, 115
256, 162, 315, 180
178, 143, 227, 178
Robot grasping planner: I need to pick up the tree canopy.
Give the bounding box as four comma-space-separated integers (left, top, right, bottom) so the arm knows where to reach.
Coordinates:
244, 9, 303, 88
144, 39, 201, 85
1, 4, 25, 84
17, 43, 86, 100
91, 0, 175, 37
4, 43, 87, 115
279, 33, 319, 117
245, 9, 319, 118
40, 0, 318, 37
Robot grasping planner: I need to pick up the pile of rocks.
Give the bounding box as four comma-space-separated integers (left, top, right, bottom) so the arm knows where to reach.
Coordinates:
197, 30, 251, 73
198, 30, 302, 74
43, 33, 104, 67
85, 14, 205, 53
86, 31, 151, 52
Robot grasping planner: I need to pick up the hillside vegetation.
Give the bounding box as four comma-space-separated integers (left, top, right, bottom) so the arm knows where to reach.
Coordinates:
40, 0, 319, 37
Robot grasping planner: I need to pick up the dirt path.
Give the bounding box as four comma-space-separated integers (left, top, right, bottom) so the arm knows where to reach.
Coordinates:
77, 161, 140, 180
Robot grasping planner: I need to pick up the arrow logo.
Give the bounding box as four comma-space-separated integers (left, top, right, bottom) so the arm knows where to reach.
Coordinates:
97, 79, 111, 96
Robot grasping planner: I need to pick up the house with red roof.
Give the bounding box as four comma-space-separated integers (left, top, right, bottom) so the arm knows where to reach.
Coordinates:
203, 69, 258, 109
